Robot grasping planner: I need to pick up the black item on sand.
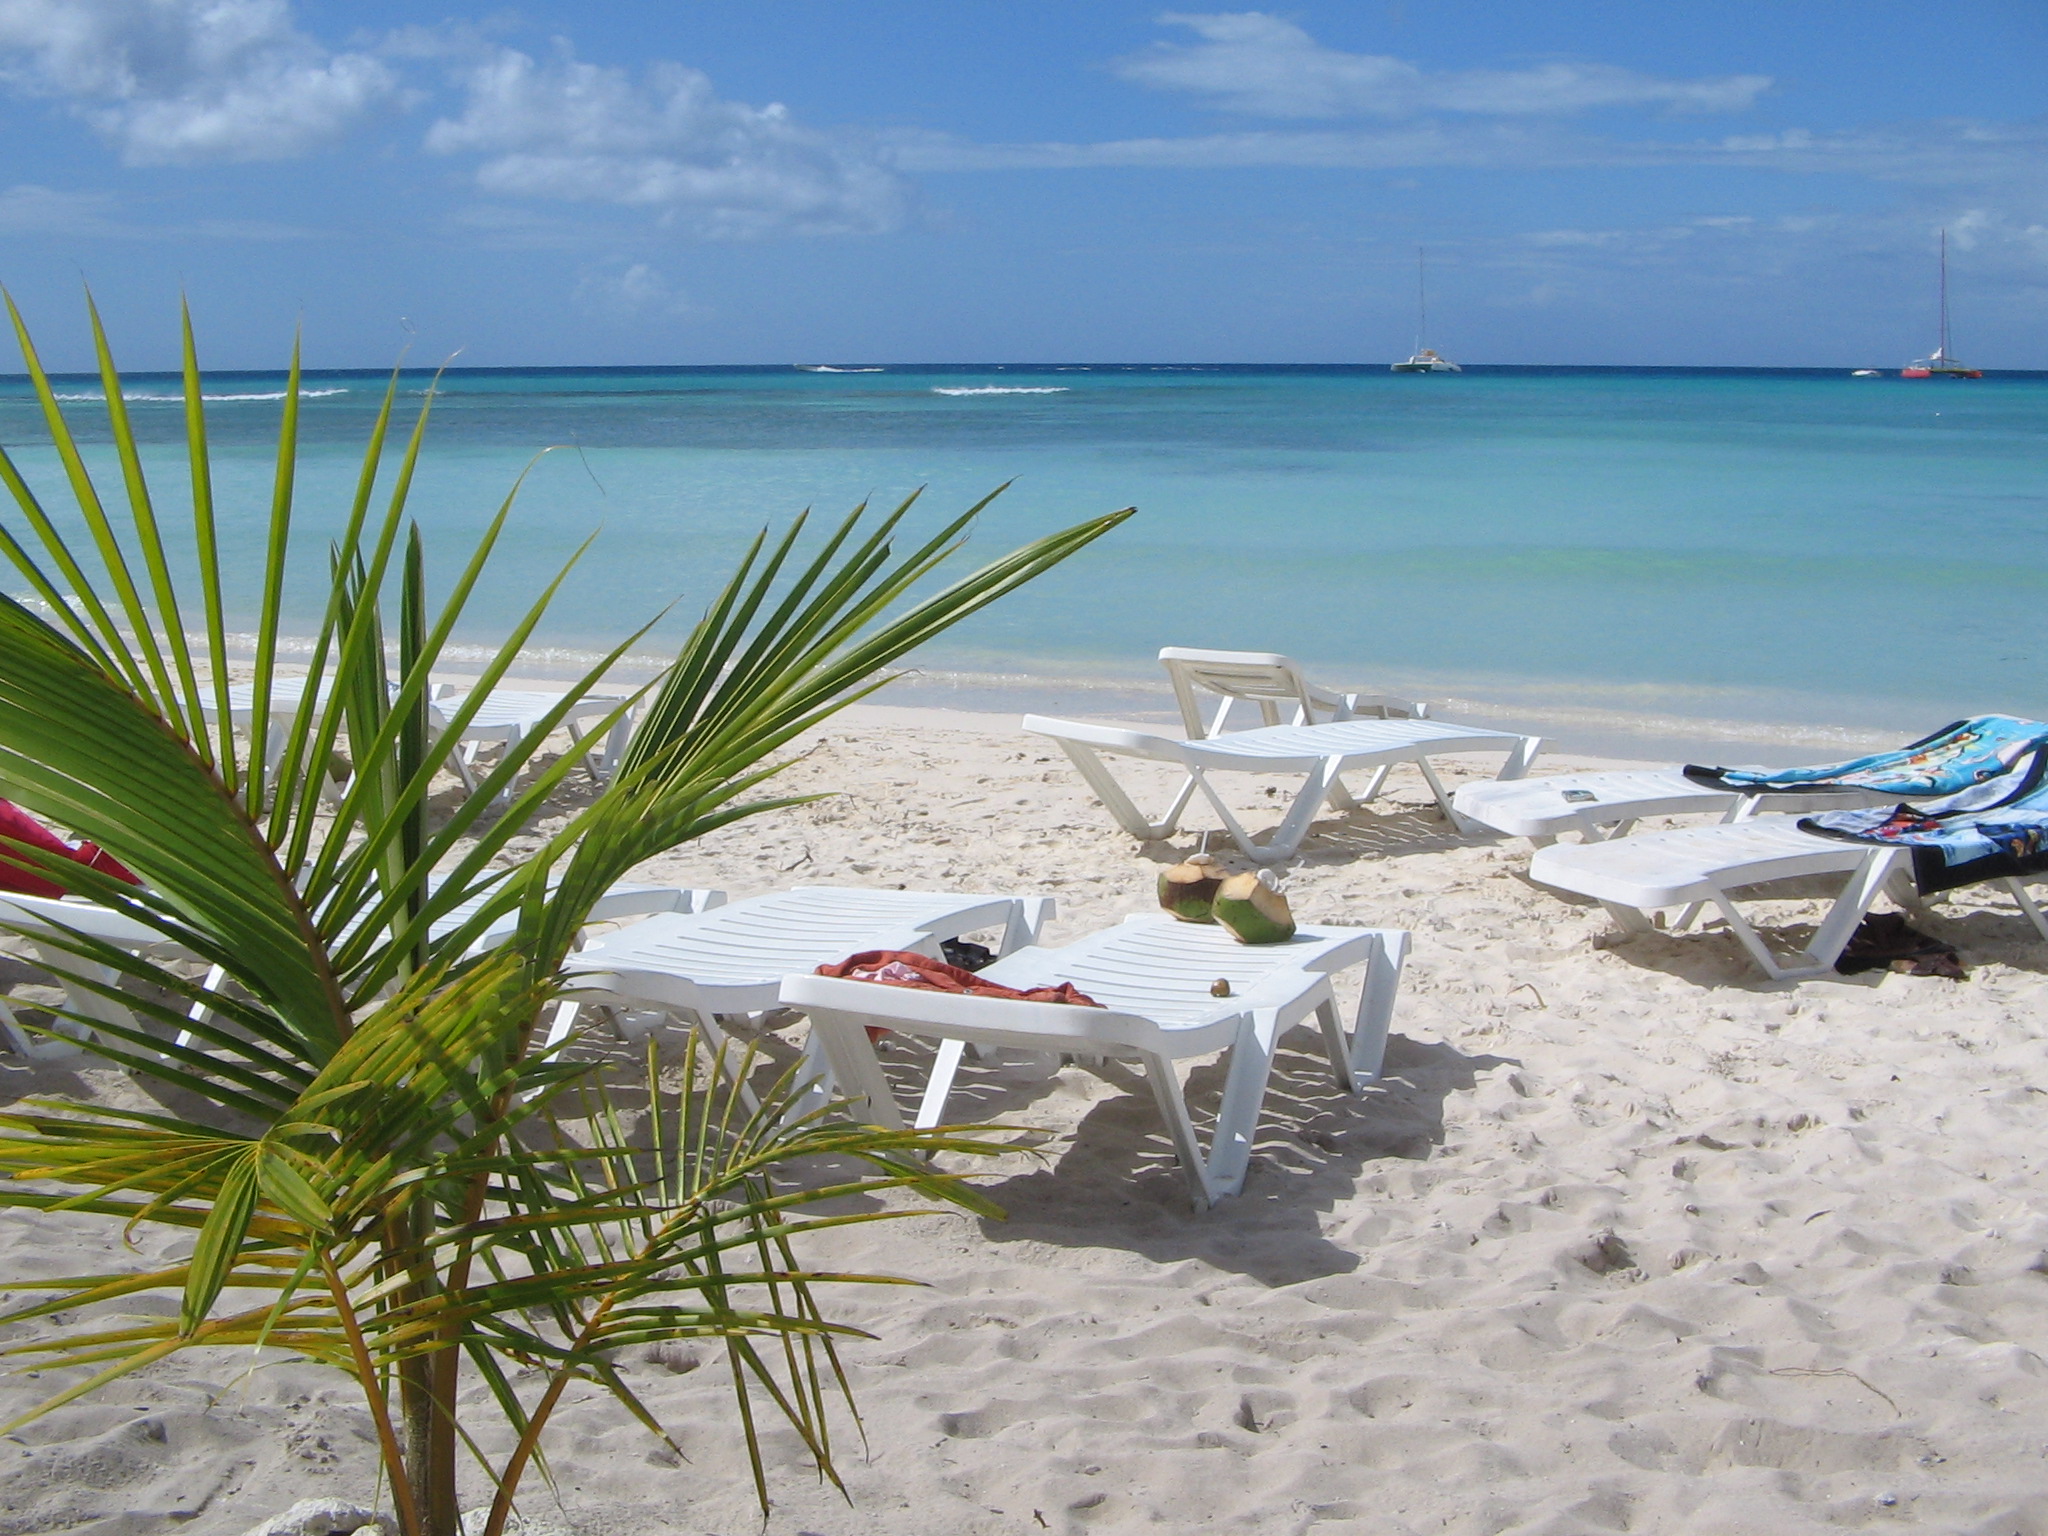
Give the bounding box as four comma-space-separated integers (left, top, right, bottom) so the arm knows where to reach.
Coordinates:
1834, 912, 1965, 979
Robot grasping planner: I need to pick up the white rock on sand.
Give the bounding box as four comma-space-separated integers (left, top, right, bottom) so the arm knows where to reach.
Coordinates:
3, 705, 2047, 1536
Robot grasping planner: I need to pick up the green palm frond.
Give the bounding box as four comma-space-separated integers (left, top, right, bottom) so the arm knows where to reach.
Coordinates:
0, 296, 1126, 1536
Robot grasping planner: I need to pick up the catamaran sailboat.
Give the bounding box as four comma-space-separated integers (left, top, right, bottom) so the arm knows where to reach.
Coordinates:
1391, 249, 1461, 372
1901, 229, 1982, 379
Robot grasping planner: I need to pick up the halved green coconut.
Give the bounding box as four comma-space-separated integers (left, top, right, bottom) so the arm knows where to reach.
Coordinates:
1157, 853, 1224, 923
1213, 872, 1296, 944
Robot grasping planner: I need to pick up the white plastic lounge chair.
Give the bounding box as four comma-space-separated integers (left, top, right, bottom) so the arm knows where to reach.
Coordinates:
431, 686, 636, 799
0, 880, 704, 1060
1025, 714, 1542, 863
1159, 647, 1427, 737
216, 680, 633, 805
547, 886, 1056, 1054
1528, 819, 2048, 981
780, 913, 1411, 1209
1452, 770, 1895, 846
0, 892, 180, 1059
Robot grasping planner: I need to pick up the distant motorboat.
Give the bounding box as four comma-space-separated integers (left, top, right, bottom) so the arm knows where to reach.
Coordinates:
1391, 248, 1461, 373
1901, 230, 1982, 379
1851, 369, 1882, 377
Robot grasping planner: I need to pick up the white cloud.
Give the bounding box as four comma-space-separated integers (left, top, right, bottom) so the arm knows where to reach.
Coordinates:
891, 114, 2048, 195
1116, 13, 1771, 120
0, 0, 391, 163
887, 121, 1562, 172
0, 180, 314, 238
572, 260, 691, 319
425, 43, 906, 240
0, 182, 125, 234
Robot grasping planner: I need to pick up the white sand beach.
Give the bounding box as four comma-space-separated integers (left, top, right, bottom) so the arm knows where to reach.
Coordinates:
5, 704, 2048, 1536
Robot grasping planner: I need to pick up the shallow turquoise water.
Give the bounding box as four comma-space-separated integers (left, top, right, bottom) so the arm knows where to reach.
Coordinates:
1, 364, 2043, 751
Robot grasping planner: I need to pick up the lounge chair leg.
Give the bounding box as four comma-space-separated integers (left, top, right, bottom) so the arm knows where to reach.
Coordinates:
602, 711, 635, 779
998, 897, 1057, 956
1137, 1048, 1223, 1210
1188, 768, 1295, 863
690, 1012, 762, 1115
542, 998, 584, 1049
1800, 850, 1910, 973
1217, 758, 1341, 864
494, 728, 524, 807
1700, 895, 1811, 979
2004, 877, 2048, 942
914, 1038, 968, 1129
790, 1029, 836, 1116
1056, 741, 1184, 841
1885, 865, 1933, 921
1415, 756, 1471, 831
564, 720, 606, 786
1315, 997, 1354, 1092
0, 991, 82, 1059
1205, 1013, 1281, 1200
1346, 928, 1407, 1086
807, 1015, 909, 1130
1500, 736, 1544, 781
1600, 901, 1657, 935
1354, 764, 1394, 803
173, 963, 230, 1051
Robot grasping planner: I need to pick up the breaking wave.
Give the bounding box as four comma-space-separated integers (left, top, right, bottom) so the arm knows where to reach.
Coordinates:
930, 386, 1070, 396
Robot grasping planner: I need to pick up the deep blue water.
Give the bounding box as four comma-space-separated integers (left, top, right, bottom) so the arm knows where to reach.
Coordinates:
1, 363, 2043, 754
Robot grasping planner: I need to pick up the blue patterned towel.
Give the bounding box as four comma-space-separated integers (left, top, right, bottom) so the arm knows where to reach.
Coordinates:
1800, 747, 2048, 895
1684, 715, 2048, 797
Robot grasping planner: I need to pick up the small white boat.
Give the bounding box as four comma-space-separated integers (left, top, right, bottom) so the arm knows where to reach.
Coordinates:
1390, 249, 1460, 373
1851, 369, 1882, 377
1392, 348, 1461, 373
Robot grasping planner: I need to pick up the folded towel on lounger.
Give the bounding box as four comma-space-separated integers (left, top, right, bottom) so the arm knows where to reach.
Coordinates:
1800, 749, 2048, 895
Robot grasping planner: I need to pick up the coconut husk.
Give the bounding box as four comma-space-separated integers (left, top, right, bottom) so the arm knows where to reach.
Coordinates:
1212, 872, 1296, 944
1158, 853, 1224, 923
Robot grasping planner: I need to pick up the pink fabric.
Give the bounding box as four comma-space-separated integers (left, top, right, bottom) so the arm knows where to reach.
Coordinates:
816, 949, 1101, 1007
0, 800, 140, 899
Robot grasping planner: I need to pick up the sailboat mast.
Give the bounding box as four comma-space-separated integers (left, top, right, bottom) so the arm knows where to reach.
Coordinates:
1416, 247, 1427, 353
1938, 227, 1950, 359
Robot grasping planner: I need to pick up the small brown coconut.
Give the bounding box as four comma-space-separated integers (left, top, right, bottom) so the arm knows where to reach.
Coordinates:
1212, 872, 1296, 944
1157, 853, 1224, 923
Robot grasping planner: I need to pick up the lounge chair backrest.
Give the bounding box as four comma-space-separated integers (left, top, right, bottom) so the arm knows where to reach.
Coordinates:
1159, 648, 1335, 737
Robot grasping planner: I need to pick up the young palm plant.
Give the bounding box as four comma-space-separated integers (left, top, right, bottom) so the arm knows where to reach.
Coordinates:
0, 297, 1131, 1536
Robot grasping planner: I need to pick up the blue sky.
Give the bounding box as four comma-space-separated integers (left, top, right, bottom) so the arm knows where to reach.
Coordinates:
0, 1, 2041, 369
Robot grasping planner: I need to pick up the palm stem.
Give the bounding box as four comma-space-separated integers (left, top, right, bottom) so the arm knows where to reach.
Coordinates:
324, 1252, 424, 1536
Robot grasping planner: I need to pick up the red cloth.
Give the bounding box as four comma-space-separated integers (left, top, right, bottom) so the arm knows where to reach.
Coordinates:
0, 800, 140, 899
816, 949, 1101, 1007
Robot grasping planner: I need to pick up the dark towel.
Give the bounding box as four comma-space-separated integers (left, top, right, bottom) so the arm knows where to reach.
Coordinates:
1834, 913, 1964, 979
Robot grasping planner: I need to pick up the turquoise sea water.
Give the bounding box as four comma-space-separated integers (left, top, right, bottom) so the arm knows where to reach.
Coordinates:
1, 364, 2043, 759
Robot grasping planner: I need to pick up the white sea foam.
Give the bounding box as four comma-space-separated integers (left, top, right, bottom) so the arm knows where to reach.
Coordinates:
48, 387, 349, 403
930, 386, 1069, 396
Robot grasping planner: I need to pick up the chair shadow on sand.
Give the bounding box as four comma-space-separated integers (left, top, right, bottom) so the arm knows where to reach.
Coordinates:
916, 1026, 1515, 1287
529, 1001, 1515, 1288
1519, 868, 2048, 989
1139, 802, 1478, 872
